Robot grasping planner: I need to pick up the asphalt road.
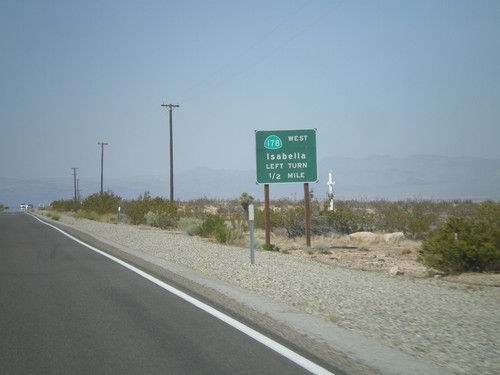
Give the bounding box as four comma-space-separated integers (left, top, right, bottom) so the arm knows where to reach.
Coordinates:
0, 213, 332, 374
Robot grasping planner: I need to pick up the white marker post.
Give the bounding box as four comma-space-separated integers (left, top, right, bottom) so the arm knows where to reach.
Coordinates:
327, 170, 336, 211
249, 204, 255, 264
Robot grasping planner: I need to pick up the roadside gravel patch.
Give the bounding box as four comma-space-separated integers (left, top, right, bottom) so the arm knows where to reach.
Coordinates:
51, 215, 500, 375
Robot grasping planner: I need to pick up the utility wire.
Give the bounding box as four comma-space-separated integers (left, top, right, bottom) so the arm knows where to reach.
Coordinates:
178, 0, 314, 103
123, 2, 315, 132
123, 2, 342, 134
179, 1, 343, 104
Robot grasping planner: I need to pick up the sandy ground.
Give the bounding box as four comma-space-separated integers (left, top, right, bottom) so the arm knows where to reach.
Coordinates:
257, 231, 500, 287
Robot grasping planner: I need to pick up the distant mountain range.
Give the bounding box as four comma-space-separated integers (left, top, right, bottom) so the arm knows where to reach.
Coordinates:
1, 155, 499, 209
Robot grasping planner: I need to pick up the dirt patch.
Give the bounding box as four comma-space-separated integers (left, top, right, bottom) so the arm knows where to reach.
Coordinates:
258, 230, 499, 287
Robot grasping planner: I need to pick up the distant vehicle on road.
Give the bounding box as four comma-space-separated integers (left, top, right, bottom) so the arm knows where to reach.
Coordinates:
20, 203, 33, 212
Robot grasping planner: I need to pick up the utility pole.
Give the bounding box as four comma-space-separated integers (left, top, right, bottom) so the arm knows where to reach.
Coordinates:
77, 178, 82, 202
161, 103, 179, 201
98, 142, 108, 194
71, 167, 78, 206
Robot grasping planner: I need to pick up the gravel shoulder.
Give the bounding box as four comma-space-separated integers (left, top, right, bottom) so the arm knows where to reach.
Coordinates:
35, 213, 499, 375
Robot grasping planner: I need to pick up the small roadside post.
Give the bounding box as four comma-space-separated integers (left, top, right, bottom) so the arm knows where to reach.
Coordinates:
249, 204, 255, 264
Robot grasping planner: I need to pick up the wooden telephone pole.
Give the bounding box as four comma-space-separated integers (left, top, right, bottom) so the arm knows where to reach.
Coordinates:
98, 142, 108, 194
161, 103, 180, 201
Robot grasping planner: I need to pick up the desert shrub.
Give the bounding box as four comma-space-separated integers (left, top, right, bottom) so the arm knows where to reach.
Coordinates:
234, 198, 487, 244
320, 202, 365, 234
311, 243, 331, 254
283, 206, 306, 238
403, 200, 440, 240
254, 199, 376, 237
281, 208, 334, 238
144, 206, 178, 229
122, 192, 153, 225
197, 215, 229, 243
123, 192, 178, 228
225, 216, 248, 245
178, 217, 202, 236
372, 200, 407, 232
49, 213, 60, 221
261, 243, 280, 252
154, 200, 179, 229
115, 213, 131, 224
180, 198, 236, 219
419, 201, 500, 273
75, 210, 100, 221
329, 199, 444, 238
254, 208, 286, 231
258, 205, 315, 238
446, 200, 477, 219
51, 199, 78, 212
81, 191, 121, 215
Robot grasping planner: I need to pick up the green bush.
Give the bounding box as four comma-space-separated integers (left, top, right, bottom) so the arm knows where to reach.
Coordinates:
197, 215, 229, 243
320, 202, 366, 234
178, 217, 202, 236
75, 210, 100, 221
51, 199, 78, 212
226, 216, 247, 245
419, 201, 500, 273
282, 206, 306, 238
371, 200, 408, 232
123, 192, 152, 225
81, 191, 121, 215
261, 243, 280, 252
403, 200, 440, 240
123, 192, 178, 228
145, 208, 177, 229
254, 208, 285, 231
50, 213, 61, 221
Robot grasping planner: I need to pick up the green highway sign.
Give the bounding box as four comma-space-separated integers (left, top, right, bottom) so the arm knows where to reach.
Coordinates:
255, 129, 317, 184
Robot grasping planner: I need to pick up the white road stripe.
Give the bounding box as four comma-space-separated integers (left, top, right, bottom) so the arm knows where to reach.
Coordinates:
32, 215, 335, 375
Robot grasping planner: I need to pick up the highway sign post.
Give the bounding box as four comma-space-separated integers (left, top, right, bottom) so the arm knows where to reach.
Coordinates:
255, 129, 317, 247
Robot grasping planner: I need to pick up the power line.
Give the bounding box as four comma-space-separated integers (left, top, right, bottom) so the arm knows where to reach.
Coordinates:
177, 0, 316, 103
115, 2, 342, 148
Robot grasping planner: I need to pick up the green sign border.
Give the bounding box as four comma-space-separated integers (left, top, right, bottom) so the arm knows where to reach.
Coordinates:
255, 129, 317, 184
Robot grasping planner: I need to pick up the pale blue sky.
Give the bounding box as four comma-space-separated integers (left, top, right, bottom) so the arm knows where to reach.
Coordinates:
1, 0, 499, 181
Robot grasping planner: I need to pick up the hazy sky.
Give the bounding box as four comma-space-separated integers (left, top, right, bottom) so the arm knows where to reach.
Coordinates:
1, 0, 499, 181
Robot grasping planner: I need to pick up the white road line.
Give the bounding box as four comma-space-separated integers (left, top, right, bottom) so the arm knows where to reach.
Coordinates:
32, 215, 335, 375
